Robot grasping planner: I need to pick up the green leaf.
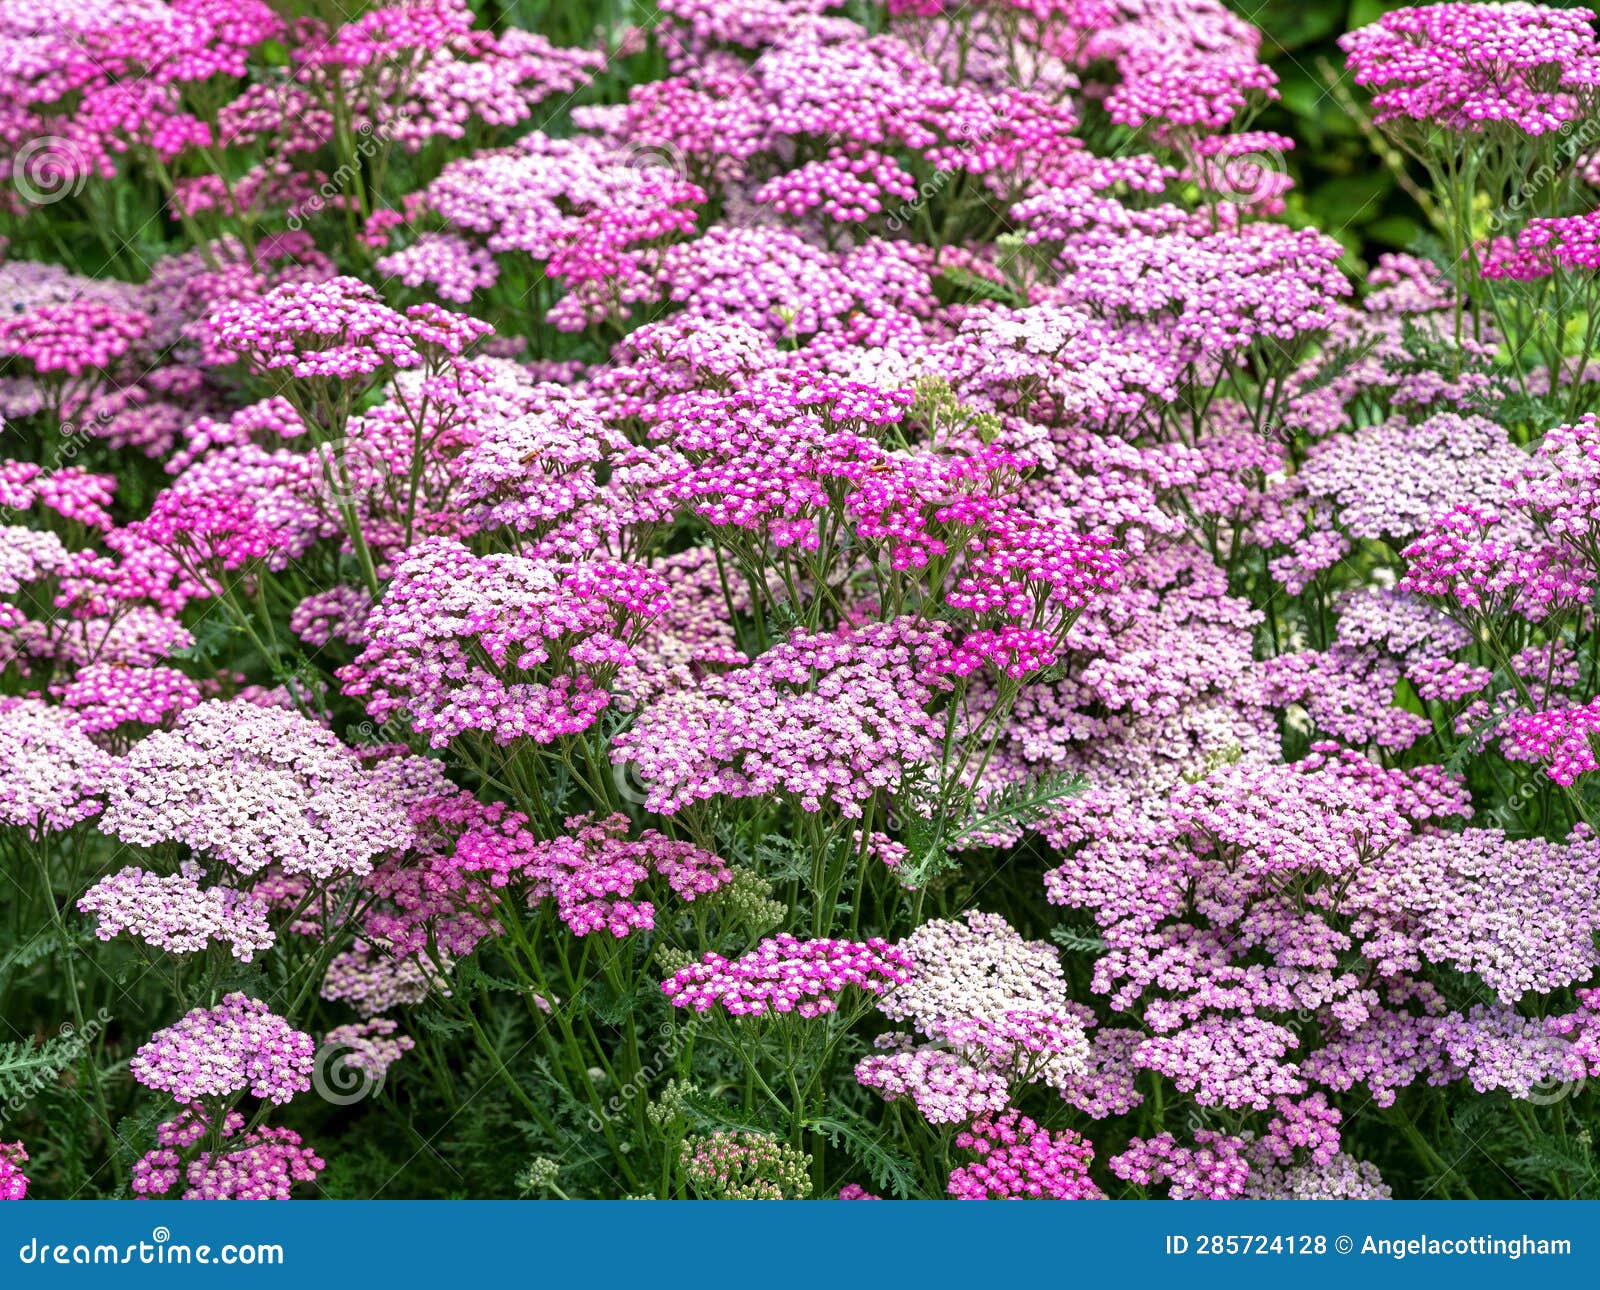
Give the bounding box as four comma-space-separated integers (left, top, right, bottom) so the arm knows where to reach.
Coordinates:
1249, 0, 1342, 54
747, 833, 813, 884
1309, 171, 1394, 229
1364, 214, 1425, 248
0, 1026, 98, 1108
1348, 0, 1408, 30
949, 769, 1089, 845
681, 1089, 781, 1138
1050, 925, 1107, 956
411, 1010, 473, 1038
454, 958, 527, 996
935, 267, 1027, 309
805, 1112, 920, 1199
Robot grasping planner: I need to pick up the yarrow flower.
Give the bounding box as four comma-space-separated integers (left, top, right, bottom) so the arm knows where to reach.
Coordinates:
321, 940, 452, 1017
947, 1109, 1103, 1200
128, 488, 287, 574
1481, 211, 1600, 279
1501, 701, 1600, 784
132, 1109, 323, 1200
662, 935, 912, 1019
1110, 1130, 1251, 1199
78, 864, 274, 961
679, 1131, 812, 1199
0, 698, 117, 835
856, 1038, 1012, 1125
613, 618, 956, 817
99, 701, 413, 880
6, 0, 1600, 1207
130, 995, 314, 1105
1400, 504, 1590, 621
1341, 3, 1600, 135
445, 810, 732, 936
322, 1019, 415, 1083
207, 276, 489, 384
0, 300, 150, 378
51, 663, 202, 735
340, 538, 668, 748
865, 911, 1094, 1116
0, 1143, 27, 1201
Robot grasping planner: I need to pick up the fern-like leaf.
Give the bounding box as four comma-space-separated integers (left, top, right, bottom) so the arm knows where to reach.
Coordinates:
804, 1112, 919, 1199
949, 770, 1088, 844
1050, 925, 1107, 955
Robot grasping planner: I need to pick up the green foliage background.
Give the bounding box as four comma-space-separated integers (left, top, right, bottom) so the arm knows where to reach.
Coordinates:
1248, 0, 1430, 265
1241, 0, 1591, 266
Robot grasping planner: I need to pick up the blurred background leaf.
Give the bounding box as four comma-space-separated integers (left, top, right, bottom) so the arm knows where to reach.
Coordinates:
1238, 0, 1439, 266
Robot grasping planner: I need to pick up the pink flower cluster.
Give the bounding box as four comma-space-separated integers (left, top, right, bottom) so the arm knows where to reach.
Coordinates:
947, 1109, 1103, 1200
613, 619, 956, 817
323, 1019, 416, 1082
447, 810, 732, 937
208, 277, 490, 384
133, 1109, 324, 1200
1341, 3, 1600, 134
0, 698, 117, 835
0, 1143, 27, 1201
865, 911, 1093, 1119
341, 538, 668, 748
1482, 211, 1600, 279
130, 994, 314, 1105
51, 663, 201, 735
663, 935, 913, 1019
78, 864, 274, 961
99, 701, 413, 880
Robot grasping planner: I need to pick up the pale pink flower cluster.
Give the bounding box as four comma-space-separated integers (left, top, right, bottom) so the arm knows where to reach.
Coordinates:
663, 935, 913, 1018
78, 864, 274, 961
130, 994, 314, 1105
99, 700, 413, 879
